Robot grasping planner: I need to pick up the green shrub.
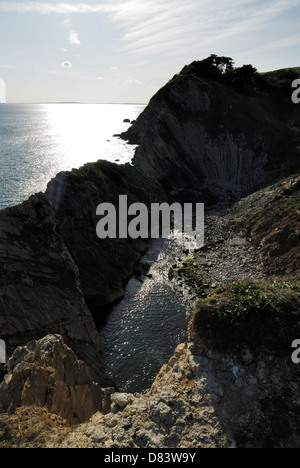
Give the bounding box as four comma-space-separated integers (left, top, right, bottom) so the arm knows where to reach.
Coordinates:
177, 259, 210, 298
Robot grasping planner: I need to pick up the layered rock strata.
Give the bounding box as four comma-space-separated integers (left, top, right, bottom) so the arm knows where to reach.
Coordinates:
0, 193, 108, 384
122, 73, 298, 201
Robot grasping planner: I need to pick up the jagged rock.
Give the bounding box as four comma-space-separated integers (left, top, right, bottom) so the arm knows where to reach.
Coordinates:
149, 399, 175, 426
0, 193, 111, 385
57, 335, 300, 448
46, 160, 166, 309
111, 393, 134, 410
58, 343, 230, 448
0, 335, 114, 425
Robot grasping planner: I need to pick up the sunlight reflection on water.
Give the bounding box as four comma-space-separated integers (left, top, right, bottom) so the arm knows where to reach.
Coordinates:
99, 238, 195, 393
0, 103, 144, 209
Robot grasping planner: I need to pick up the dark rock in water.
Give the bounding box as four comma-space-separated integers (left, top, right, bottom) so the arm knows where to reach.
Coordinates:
46, 160, 166, 310
123, 119, 131, 123
0, 193, 111, 385
0, 334, 115, 424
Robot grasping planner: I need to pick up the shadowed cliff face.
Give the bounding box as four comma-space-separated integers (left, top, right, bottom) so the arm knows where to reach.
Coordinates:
122, 71, 300, 202
0, 160, 166, 388
46, 160, 166, 309
0, 194, 110, 385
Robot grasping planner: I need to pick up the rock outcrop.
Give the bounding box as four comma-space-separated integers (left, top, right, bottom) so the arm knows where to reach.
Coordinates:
60, 343, 230, 448
0, 193, 110, 384
0, 160, 166, 385
58, 332, 300, 448
122, 64, 299, 202
0, 177, 299, 448
46, 160, 166, 308
0, 335, 114, 425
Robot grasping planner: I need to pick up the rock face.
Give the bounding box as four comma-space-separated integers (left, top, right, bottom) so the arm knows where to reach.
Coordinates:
60, 343, 230, 448
245, 175, 300, 275
0, 193, 110, 384
46, 160, 166, 308
0, 335, 114, 425
58, 336, 300, 448
0, 59, 299, 447
187, 339, 300, 448
122, 71, 299, 201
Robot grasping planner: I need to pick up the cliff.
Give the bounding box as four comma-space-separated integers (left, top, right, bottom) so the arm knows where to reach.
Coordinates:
0, 193, 108, 384
0, 56, 299, 448
0, 161, 165, 385
122, 59, 300, 203
46, 160, 166, 309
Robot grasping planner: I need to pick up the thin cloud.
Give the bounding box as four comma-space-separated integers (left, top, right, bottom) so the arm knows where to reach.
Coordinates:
62, 16, 81, 45
0, 64, 15, 69
0, 0, 299, 61
68, 30, 81, 45
0, 2, 114, 15
111, 0, 300, 59
124, 79, 141, 86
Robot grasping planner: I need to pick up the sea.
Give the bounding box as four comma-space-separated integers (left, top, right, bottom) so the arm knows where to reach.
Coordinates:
0, 103, 144, 210
0, 103, 194, 393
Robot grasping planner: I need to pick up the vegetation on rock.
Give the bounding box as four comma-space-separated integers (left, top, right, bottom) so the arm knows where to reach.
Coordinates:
191, 276, 300, 356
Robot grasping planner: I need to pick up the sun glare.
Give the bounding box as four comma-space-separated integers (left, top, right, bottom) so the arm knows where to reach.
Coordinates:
44, 103, 140, 170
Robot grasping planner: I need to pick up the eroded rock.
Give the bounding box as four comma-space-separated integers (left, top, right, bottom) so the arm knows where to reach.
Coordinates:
0, 335, 114, 425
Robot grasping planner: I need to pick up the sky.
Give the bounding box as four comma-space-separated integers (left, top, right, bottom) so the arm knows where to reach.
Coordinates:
0, 0, 300, 104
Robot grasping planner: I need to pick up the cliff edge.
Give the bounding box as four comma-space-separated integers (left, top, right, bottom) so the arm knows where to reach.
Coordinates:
122, 57, 300, 203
